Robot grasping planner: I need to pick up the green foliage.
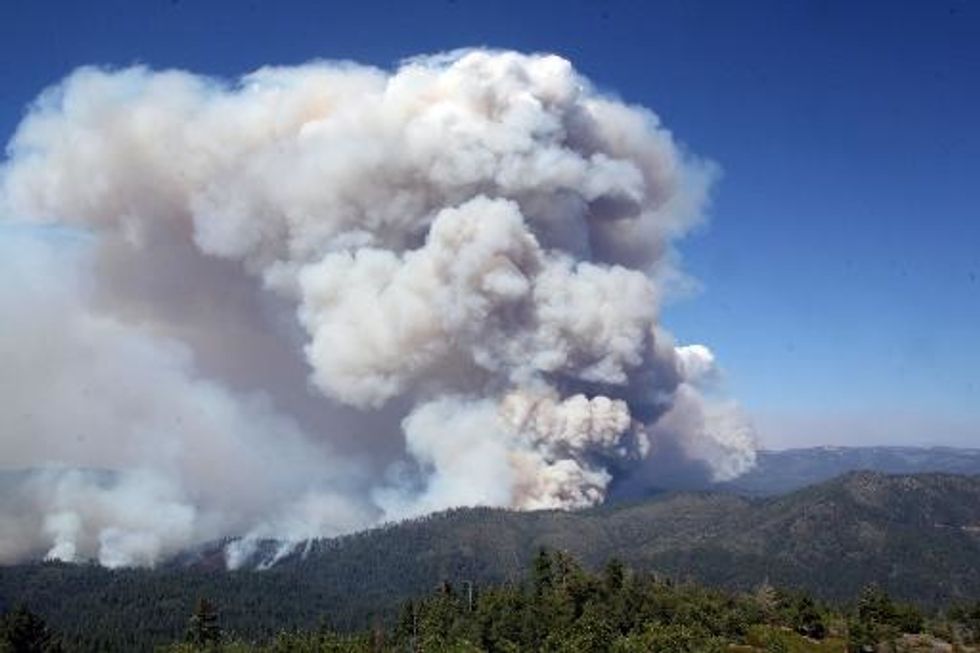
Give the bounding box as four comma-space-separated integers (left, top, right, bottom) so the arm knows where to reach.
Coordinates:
848, 585, 925, 652
0, 605, 62, 653
787, 594, 826, 640
5, 549, 975, 652
602, 558, 625, 594
948, 600, 980, 644
186, 599, 222, 648
613, 622, 726, 653
744, 625, 845, 653
160, 631, 376, 653
531, 548, 553, 596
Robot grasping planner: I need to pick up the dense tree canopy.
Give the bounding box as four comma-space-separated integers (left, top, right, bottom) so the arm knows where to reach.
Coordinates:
5, 550, 978, 652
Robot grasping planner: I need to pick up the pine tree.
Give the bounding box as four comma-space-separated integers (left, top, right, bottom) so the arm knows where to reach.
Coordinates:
793, 595, 825, 639
603, 558, 626, 594
532, 548, 554, 596
185, 598, 221, 648
857, 584, 894, 626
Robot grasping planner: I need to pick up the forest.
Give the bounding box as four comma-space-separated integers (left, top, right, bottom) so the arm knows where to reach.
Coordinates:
4, 549, 980, 653
4, 473, 980, 651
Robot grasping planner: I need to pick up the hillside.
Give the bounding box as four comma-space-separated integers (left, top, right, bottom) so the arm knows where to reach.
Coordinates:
718, 446, 980, 495
2, 472, 980, 650
258, 471, 980, 603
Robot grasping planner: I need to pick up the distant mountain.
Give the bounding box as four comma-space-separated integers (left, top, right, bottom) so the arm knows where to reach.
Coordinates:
717, 446, 980, 495
3, 471, 979, 650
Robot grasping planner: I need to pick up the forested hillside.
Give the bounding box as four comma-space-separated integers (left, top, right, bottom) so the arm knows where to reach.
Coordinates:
6, 550, 980, 652
238, 471, 980, 602
2, 472, 979, 651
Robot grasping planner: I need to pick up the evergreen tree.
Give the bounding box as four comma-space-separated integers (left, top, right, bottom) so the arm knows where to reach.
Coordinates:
603, 558, 625, 594
532, 548, 553, 596
857, 584, 894, 626
792, 595, 825, 639
185, 598, 221, 648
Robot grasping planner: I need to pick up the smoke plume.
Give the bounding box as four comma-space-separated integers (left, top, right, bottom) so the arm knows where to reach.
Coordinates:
0, 49, 756, 567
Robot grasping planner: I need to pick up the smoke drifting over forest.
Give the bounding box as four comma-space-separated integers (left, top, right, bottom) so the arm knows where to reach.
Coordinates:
0, 49, 756, 567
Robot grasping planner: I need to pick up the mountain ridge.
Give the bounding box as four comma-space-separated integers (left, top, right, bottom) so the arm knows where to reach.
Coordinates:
3, 471, 980, 651
716, 446, 980, 495
191, 470, 980, 603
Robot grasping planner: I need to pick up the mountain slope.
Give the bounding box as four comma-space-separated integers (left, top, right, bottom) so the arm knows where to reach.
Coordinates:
257, 471, 980, 602
718, 446, 980, 495
2, 472, 979, 651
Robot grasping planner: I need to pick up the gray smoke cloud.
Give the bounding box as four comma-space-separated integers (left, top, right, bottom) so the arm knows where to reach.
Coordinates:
0, 49, 756, 567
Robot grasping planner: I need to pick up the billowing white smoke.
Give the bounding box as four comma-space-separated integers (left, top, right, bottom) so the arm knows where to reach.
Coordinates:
0, 49, 756, 567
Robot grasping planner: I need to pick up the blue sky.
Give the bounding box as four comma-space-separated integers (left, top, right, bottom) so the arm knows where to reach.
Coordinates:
1, 0, 977, 448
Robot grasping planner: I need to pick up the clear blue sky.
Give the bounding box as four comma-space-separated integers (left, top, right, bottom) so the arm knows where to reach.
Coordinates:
1, 0, 977, 448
